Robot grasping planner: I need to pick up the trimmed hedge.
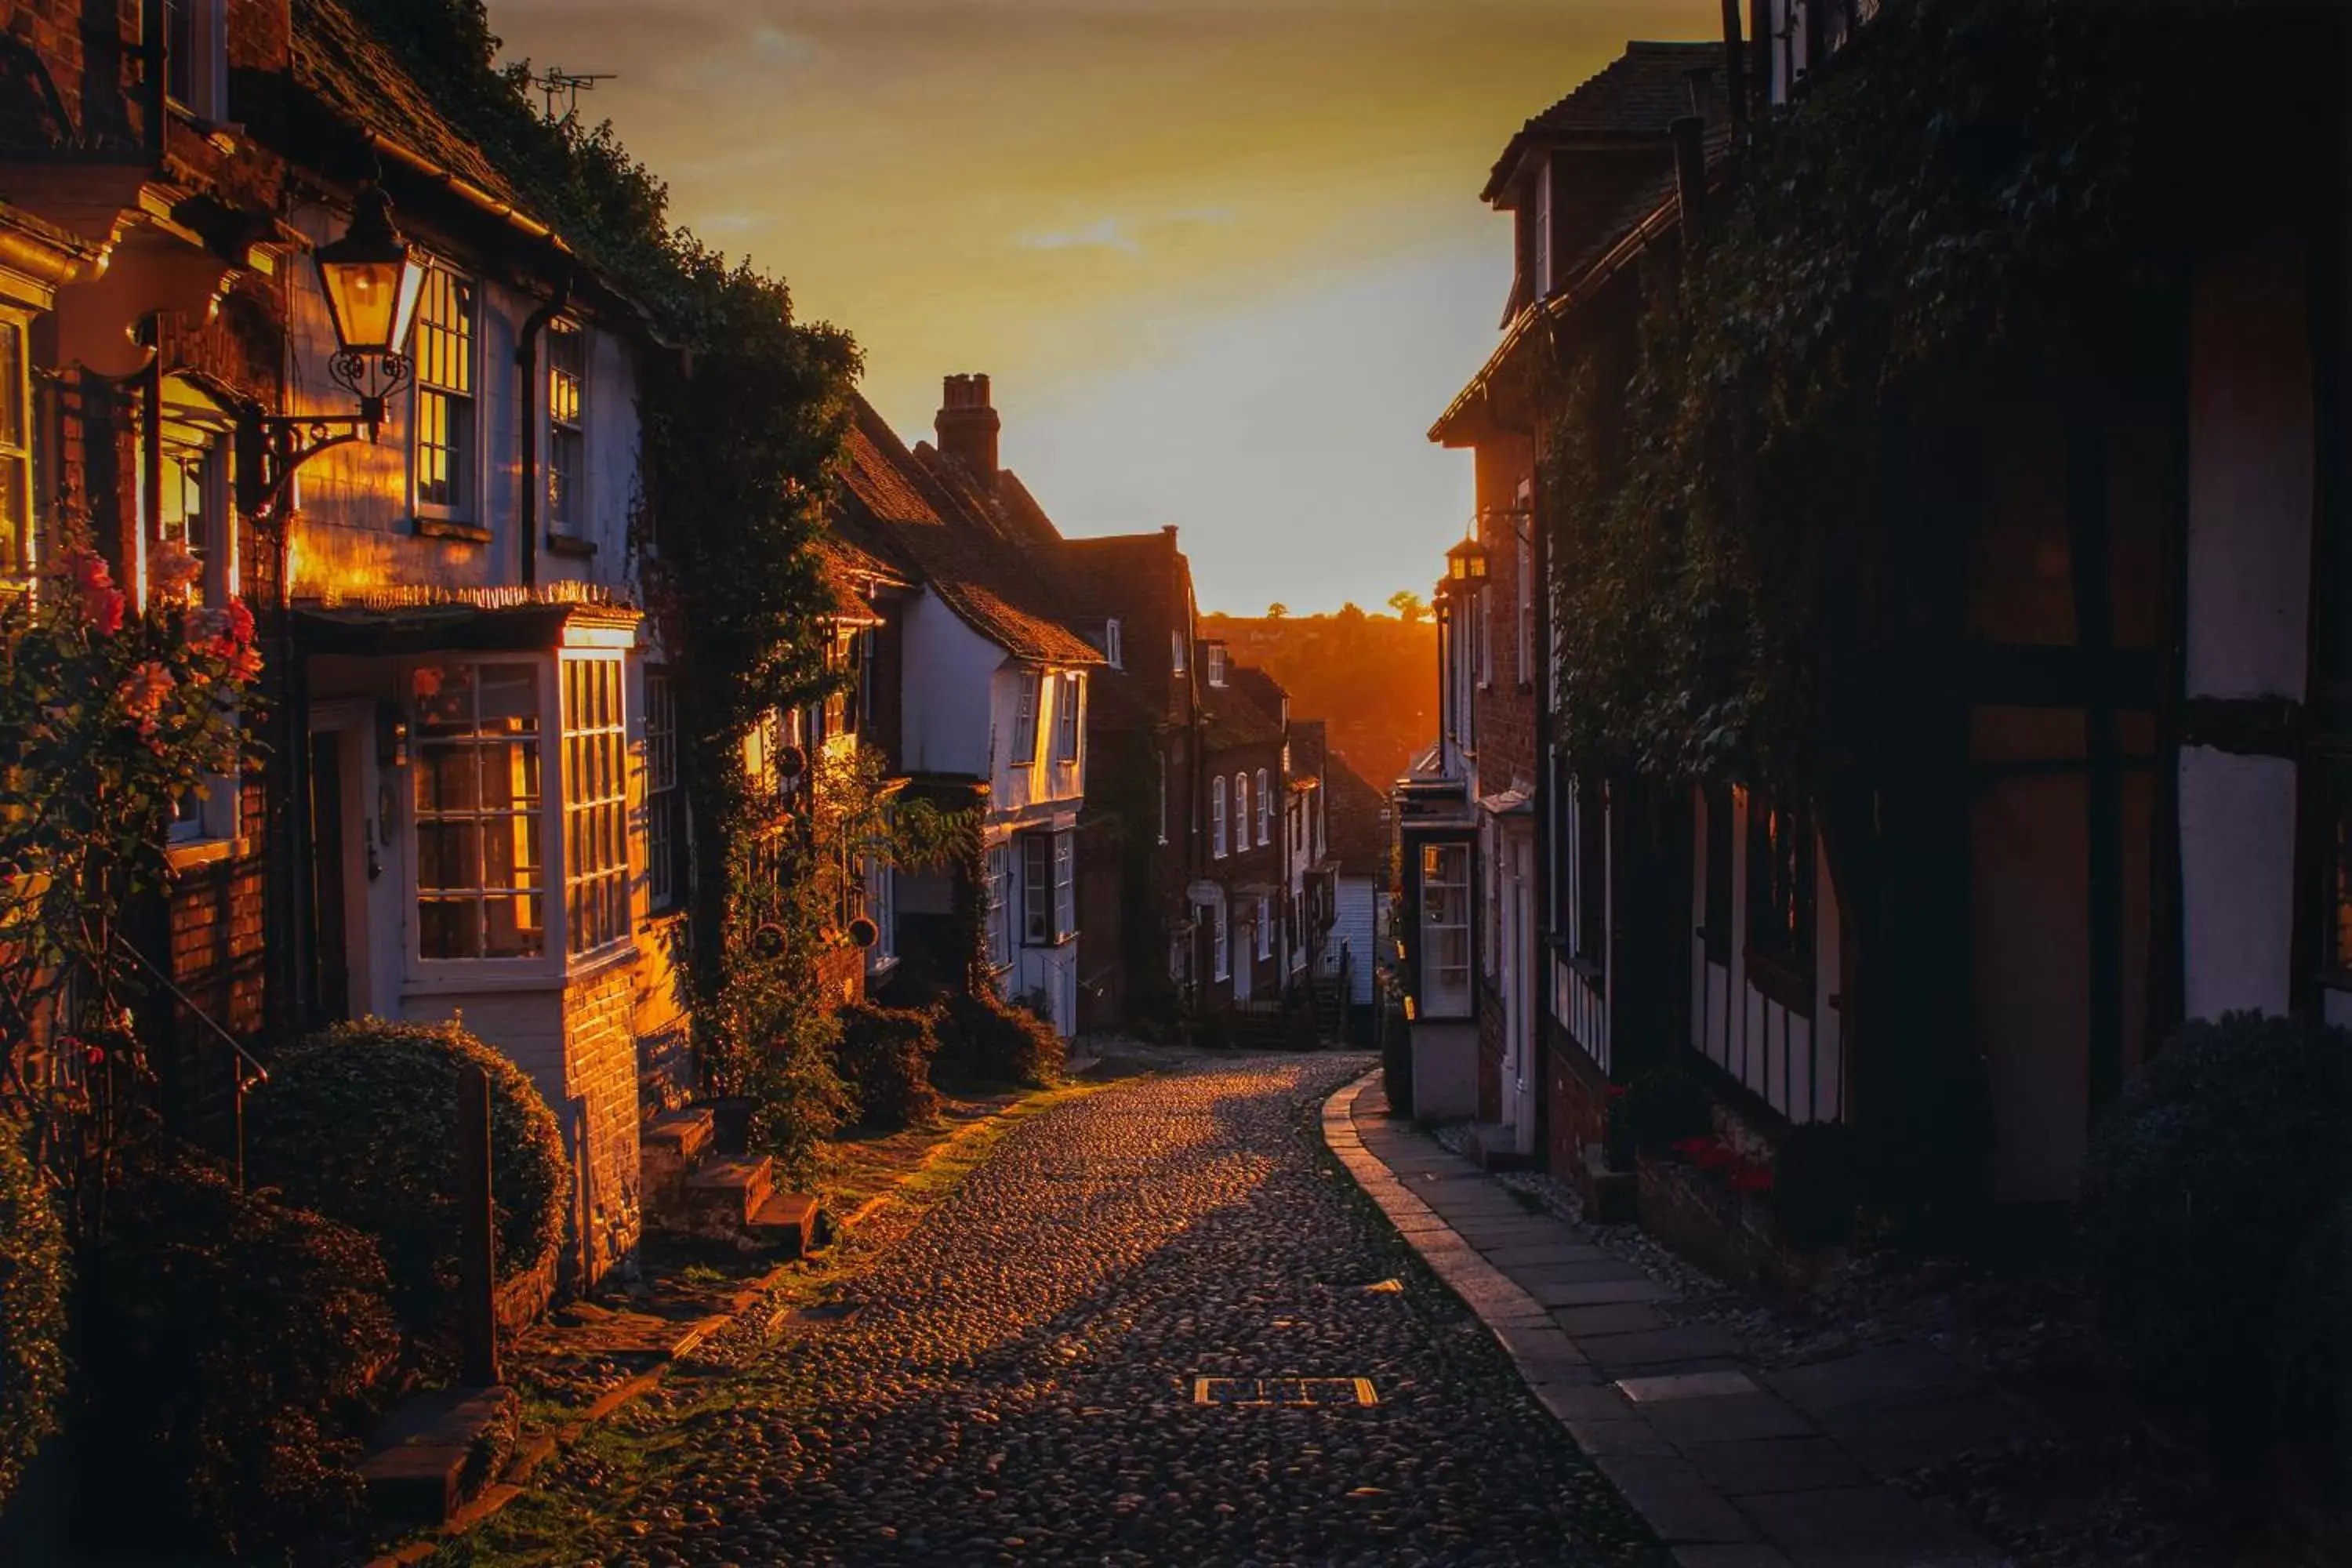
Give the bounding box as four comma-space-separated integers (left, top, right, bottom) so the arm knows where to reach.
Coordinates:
2079, 1011, 2347, 1465
834, 1004, 942, 1131
0, 1118, 65, 1515
78, 1147, 397, 1557
933, 990, 1062, 1087
249, 1018, 568, 1349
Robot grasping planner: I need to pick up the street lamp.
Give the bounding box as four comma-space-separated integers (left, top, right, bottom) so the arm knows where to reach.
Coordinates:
1444, 535, 1490, 586
238, 183, 423, 521
310, 183, 424, 430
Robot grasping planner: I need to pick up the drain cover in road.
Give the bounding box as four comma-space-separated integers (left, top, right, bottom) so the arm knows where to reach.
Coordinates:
1192, 1377, 1378, 1406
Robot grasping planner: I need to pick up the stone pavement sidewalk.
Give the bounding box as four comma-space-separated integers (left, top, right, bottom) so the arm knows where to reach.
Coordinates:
1324, 1071, 2027, 1568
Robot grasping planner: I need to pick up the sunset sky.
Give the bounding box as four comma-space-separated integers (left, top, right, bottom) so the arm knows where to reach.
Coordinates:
493, 0, 1720, 615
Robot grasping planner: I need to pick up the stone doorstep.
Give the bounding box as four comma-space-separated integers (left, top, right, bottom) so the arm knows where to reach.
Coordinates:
358, 1386, 518, 1526
680, 1156, 775, 1231
746, 1191, 822, 1259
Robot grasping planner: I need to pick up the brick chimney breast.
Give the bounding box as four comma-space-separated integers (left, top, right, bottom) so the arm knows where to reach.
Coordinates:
936, 372, 1001, 478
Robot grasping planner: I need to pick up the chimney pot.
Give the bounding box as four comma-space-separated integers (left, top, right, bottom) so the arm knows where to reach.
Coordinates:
936, 372, 1002, 477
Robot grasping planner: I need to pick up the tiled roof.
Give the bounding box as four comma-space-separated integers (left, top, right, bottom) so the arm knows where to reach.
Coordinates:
1323, 752, 1394, 877
1205, 666, 1286, 753
292, 0, 533, 216
831, 398, 1101, 666
1290, 719, 1328, 782
1483, 40, 1728, 201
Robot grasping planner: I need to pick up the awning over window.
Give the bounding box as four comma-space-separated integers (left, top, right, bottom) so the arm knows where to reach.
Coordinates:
292, 599, 640, 657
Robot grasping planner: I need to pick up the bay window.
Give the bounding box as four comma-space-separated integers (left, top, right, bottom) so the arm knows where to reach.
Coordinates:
2, 318, 31, 580
414, 660, 544, 959
985, 844, 1011, 969
562, 654, 629, 956
1021, 829, 1075, 945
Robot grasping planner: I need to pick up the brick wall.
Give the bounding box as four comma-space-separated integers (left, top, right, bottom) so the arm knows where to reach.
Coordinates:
563, 962, 644, 1287
1475, 978, 1506, 1125
1544, 1018, 1613, 1175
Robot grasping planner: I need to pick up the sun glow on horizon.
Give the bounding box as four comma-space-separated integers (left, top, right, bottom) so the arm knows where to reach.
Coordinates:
492, 0, 1722, 613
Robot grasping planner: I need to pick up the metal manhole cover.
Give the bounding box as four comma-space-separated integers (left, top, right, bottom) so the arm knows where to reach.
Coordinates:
1192, 1377, 1378, 1406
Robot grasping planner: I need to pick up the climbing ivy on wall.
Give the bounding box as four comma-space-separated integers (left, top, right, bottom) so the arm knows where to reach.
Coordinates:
1542, 0, 2332, 792
339, 0, 874, 1127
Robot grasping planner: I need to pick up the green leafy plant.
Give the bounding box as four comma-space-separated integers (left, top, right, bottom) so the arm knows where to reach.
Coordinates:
246, 1018, 568, 1354
0, 1116, 66, 1514
2078, 1012, 2346, 1466
0, 534, 259, 1177
933, 990, 1062, 1090
833, 1004, 942, 1132
75, 1145, 397, 1558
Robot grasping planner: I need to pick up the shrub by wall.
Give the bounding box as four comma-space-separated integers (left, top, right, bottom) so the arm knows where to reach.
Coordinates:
2078, 1011, 2347, 1468
933, 991, 1062, 1088
1606, 1068, 1711, 1170
0, 1120, 65, 1516
834, 1004, 942, 1131
249, 1018, 568, 1350
78, 1147, 397, 1558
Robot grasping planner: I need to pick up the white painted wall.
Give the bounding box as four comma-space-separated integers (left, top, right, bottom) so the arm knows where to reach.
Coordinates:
1334, 876, 1380, 1004
2180, 747, 2299, 1018
900, 590, 997, 777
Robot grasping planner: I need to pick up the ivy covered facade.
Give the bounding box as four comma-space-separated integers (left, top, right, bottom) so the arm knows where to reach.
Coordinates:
1404, 0, 2350, 1224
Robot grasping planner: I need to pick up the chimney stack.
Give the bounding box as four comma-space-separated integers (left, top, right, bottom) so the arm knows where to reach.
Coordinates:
936, 373, 1000, 478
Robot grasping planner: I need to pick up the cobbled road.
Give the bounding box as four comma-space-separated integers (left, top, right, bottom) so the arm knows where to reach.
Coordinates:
509, 1056, 1658, 1568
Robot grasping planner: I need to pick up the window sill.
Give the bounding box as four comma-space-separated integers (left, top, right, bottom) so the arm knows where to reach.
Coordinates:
415, 517, 492, 545
165, 836, 247, 873
545, 533, 597, 559
1744, 946, 1815, 1015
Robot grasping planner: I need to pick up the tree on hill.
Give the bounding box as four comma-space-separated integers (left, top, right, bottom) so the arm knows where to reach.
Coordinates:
1386, 590, 1427, 626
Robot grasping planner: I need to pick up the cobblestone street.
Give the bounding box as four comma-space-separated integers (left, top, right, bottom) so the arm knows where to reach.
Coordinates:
458, 1056, 1659, 1568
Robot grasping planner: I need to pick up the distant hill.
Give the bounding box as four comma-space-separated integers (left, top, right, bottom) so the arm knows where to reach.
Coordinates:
1203, 606, 1436, 788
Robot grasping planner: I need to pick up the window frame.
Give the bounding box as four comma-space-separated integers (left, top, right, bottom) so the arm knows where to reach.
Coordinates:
0, 314, 30, 583
151, 379, 240, 848
1206, 645, 1227, 688
1256, 893, 1272, 960
1171, 630, 1187, 675
1022, 831, 1052, 945
561, 652, 631, 958
1233, 771, 1249, 855
1054, 671, 1082, 764
545, 317, 587, 541
1255, 767, 1271, 846
410, 657, 550, 966
1212, 898, 1229, 981
985, 843, 1012, 970
412, 262, 479, 522
1104, 618, 1122, 669
644, 668, 684, 913
1744, 790, 1816, 1011
1211, 775, 1229, 858
1009, 670, 1041, 767
162, 0, 228, 123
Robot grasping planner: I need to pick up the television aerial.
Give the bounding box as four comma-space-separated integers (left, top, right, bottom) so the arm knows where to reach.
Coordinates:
530, 67, 616, 123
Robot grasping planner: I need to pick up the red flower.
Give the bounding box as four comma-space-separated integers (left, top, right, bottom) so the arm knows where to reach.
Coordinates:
223, 597, 255, 645
1669, 1136, 1715, 1159
1730, 1167, 1775, 1192
67, 550, 125, 634
1605, 1083, 1629, 1099
1691, 1142, 1739, 1171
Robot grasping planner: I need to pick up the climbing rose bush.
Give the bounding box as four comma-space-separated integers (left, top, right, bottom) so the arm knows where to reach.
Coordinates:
0, 539, 260, 1120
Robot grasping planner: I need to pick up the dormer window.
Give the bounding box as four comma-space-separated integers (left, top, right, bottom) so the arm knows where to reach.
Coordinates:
1207, 646, 1227, 688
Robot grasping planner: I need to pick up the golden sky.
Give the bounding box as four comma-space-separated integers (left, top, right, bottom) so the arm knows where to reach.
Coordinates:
495, 0, 1721, 614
